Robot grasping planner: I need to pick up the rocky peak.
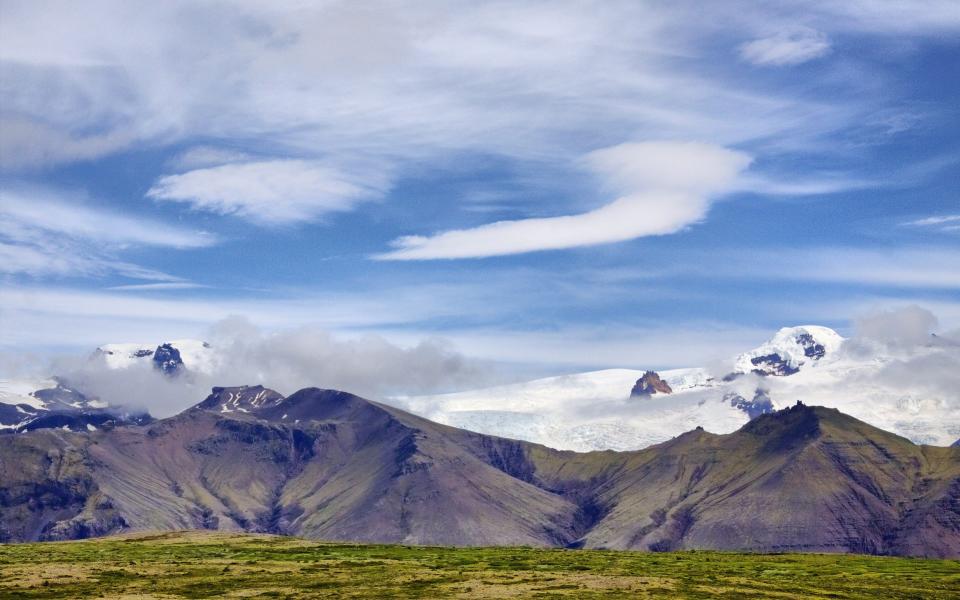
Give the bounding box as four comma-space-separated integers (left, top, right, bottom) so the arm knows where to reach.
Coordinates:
196, 385, 285, 414
152, 344, 184, 375
725, 388, 775, 420
630, 371, 673, 398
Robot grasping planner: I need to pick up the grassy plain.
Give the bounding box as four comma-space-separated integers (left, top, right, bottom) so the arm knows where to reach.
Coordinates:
0, 531, 957, 599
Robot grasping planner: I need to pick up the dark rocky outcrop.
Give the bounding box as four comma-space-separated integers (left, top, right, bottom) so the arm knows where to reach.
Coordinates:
748, 332, 828, 377
750, 353, 800, 376
1, 389, 957, 557
630, 371, 673, 397
152, 343, 184, 375
725, 388, 775, 420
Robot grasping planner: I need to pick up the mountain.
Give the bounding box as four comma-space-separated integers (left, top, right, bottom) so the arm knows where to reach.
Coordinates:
0, 339, 211, 434
4, 326, 958, 449
731, 325, 842, 377
0, 378, 152, 434
94, 339, 214, 374
398, 325, 960, 450
630, 371, 672, 397
0, 386, 957, 557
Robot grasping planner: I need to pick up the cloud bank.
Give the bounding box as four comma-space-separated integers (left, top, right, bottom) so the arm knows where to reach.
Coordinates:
52, 317, 493, 418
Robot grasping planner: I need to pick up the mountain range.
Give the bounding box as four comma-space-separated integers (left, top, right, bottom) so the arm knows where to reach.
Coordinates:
3, 326, 958, 453
398, 325, 960, 450
0, 384, 957, 558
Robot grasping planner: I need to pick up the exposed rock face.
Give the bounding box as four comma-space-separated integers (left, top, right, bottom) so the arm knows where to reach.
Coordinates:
0, 390, 957, 557
725, 388, 775, 420
630, 371, 673, 397
796, 333, 827, 359
152, 344, 184, 375
749, 353, 800, 376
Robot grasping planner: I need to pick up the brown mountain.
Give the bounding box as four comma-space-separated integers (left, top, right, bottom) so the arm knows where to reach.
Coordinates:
0, 386, 957, 557
630, 370, 673, 397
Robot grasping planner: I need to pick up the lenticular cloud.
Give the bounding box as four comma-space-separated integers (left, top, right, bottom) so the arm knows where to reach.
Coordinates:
377, 141, 751, 260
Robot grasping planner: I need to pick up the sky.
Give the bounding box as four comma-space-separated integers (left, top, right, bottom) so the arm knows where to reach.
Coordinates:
1, 0, 958, 384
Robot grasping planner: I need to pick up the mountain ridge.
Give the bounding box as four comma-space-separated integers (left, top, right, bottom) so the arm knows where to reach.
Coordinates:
1, 385, 957, 557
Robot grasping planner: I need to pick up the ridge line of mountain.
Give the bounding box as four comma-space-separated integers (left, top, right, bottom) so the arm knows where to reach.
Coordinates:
1, 382, 957, 557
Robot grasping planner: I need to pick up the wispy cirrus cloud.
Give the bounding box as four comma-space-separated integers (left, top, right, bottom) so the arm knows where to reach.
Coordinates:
107, 282, 210, 292
147, 160, 390, 225
0, 187, 216, 249
0, 186, 214, 279
711, 246, 960, 290
739, 27, 831, 66
903, 214, 960, 233
377, 141, 752, 260
0, 1, 894, 226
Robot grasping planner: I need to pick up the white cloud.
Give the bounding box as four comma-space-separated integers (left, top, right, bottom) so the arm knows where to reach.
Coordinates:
46, 317, 493, 416
0, 284, 485, 349
0, 186, 214, 279
0, 242, 180, 281
0, 1, 885, 213
167, 146, 256, 170
703, 246, 960, 290
107, 282, 209, 291
904, 214, 960, 232
377, 141, 752, 260
739, 27, 831, 66
147, 160, 389, 225
0, 118, 136, 170
808, 0, 960, 34
0, 187, 216, 249
853, 305, 938, 347
383, 324, 772, 372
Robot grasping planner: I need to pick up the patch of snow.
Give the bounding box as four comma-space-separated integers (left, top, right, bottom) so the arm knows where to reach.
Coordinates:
86, 424, 97, 431
0, 378, 55, 410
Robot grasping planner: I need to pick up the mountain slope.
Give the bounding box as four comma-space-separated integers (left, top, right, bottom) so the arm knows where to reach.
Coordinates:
0, 387, 957, 557
4, 387, 579, 547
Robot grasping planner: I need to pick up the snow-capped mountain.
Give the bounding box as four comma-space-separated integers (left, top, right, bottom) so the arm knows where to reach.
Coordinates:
0, 377, 151, 433
94, 339, 215, 374
3, 327, 957, 449
732, 325, 844, 377
394, 326, 960, 451
0, 338, 211, 434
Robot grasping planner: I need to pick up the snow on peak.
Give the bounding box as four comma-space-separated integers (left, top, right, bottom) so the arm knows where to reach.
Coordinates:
197, 385, 285, 413
734, 325, 844, 377
95, 339, 215, 374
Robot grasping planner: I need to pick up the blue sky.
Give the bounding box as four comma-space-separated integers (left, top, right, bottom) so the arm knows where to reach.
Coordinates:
1, 0, 958, 377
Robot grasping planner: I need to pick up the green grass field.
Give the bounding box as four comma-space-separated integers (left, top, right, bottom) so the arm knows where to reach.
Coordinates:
0, 532, 957, 599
